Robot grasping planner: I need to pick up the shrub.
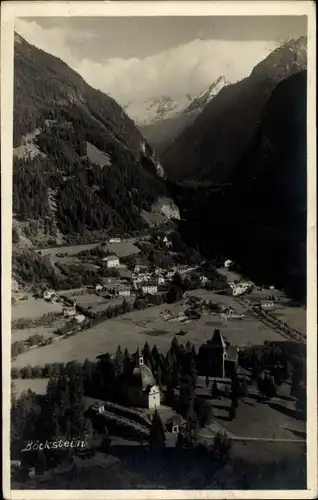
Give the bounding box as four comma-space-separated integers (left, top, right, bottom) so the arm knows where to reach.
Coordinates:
11, 367, 20, 379
194, 397, 214, 427
11, 341, 26, 359
210, 432, 232, 462
20, 365, 33, 379
12, 226, 20, 244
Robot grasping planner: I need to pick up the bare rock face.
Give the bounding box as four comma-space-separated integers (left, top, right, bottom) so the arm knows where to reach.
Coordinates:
151, 197, 180, 220
140, 140, 166, 178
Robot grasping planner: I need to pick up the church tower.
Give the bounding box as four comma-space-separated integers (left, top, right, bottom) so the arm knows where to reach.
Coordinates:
136, 346, 144, 367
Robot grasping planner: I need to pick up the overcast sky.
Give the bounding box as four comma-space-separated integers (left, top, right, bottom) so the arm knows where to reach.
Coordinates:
15, 16, 307, 104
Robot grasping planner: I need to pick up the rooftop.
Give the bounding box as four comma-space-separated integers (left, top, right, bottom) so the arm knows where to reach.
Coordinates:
130, 349, 156, 390
103, 254, 119, 261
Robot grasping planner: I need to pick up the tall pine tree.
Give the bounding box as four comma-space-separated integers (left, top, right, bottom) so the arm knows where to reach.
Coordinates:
148, 409, 166, 452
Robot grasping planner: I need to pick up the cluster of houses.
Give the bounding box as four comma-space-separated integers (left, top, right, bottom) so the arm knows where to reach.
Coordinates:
95, 261, 209, 301
95, 282, 131, 298
43, 289, 61, 303
155, 234, 172, 249
228, 281, 254, 297
43, 290, 86, 324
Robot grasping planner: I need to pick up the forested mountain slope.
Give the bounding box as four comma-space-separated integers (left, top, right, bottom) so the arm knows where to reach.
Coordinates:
161, 37, 307, 182
229, 70, 307, 299
13, 34, 174, 246
174, 70, 307, 301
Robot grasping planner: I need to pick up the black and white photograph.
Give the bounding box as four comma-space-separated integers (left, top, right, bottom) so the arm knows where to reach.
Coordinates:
1, 1, 317, 497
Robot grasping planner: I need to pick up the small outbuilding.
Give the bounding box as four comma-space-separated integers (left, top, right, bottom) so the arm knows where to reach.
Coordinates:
224, 259, 233, 268
165, 415, 183, 434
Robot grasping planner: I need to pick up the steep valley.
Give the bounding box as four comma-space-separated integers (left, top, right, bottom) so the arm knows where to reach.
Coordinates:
170, 70, 307, 302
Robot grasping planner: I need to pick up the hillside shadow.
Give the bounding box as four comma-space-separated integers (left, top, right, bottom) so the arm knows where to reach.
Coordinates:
206, 321, 223, 327
107, 444, 222, 488
284, 427, 306, 440
269, 402, 305, 421
144, 330, 168, 337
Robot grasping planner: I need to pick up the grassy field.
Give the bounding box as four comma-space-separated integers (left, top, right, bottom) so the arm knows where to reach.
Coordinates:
12, 290, 286, 368
201, 391, 306, 441
11, 297, 64, 321
36, 240, 140, 258
11, 324, 61, 343
272, 306, 306, 334
106, 242, 140, 258
37, 243, 100, 257
74, 292, 135, 313
12, 378, 50, 396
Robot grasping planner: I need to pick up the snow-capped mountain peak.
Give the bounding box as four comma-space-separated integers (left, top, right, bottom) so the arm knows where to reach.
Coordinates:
184, 76, 229, 114
124, 77, 228, 127
124, 93, 194, 127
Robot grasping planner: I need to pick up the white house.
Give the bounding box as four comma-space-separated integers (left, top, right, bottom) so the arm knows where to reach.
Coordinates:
95, 284, 103, 293
43, 289, 55, 301
166, 270, 175, 279
142, 284, 158, 295
103, 255, 120, 268
10, 460, 21, 468
261, 300, 275, 310
75, 314, 86, 324
135, 273, 151, 282
92, 403, 105, 414
109, 238, 122, 243
117, 288, 131, 297
224, 259, 233, 268
229, 281, 252, 297
157, 275, 165, 285
163, 236, 172, 248
63, 305, 77, 317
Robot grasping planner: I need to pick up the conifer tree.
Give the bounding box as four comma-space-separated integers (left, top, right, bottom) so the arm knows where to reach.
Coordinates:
142, 341, 153, 369
123, 348, 131, 375
114, 345, 124, 376
151, 344, 160, 370
148, 409, 166, 451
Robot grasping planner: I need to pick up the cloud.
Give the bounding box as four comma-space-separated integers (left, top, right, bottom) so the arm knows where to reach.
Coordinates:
15, 19, 279, 105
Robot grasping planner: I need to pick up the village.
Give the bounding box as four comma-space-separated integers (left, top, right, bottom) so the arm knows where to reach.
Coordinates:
11, 231, 307, 486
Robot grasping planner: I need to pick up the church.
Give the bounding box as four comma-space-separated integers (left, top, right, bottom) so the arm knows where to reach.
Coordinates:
121, 348, 161, 409
198, 329, 239, 378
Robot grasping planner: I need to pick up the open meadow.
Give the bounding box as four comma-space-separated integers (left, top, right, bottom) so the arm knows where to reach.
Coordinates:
12, 291, 286, 368
13, 378, 50, 397
36, 243, 100, 257
11, 324, 62, 343
272, 306, 306, 334
197, 386, 306, 441
73, 292, 135, 313
11, 296, 64, 321
35, 240, 140, 258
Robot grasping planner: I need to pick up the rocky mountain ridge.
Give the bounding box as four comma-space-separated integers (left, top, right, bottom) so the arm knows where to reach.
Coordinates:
137, 76, 229, 155
161, 36, 307, 181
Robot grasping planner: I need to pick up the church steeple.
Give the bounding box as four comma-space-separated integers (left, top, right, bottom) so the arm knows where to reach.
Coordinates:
136, 346, 144, 367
